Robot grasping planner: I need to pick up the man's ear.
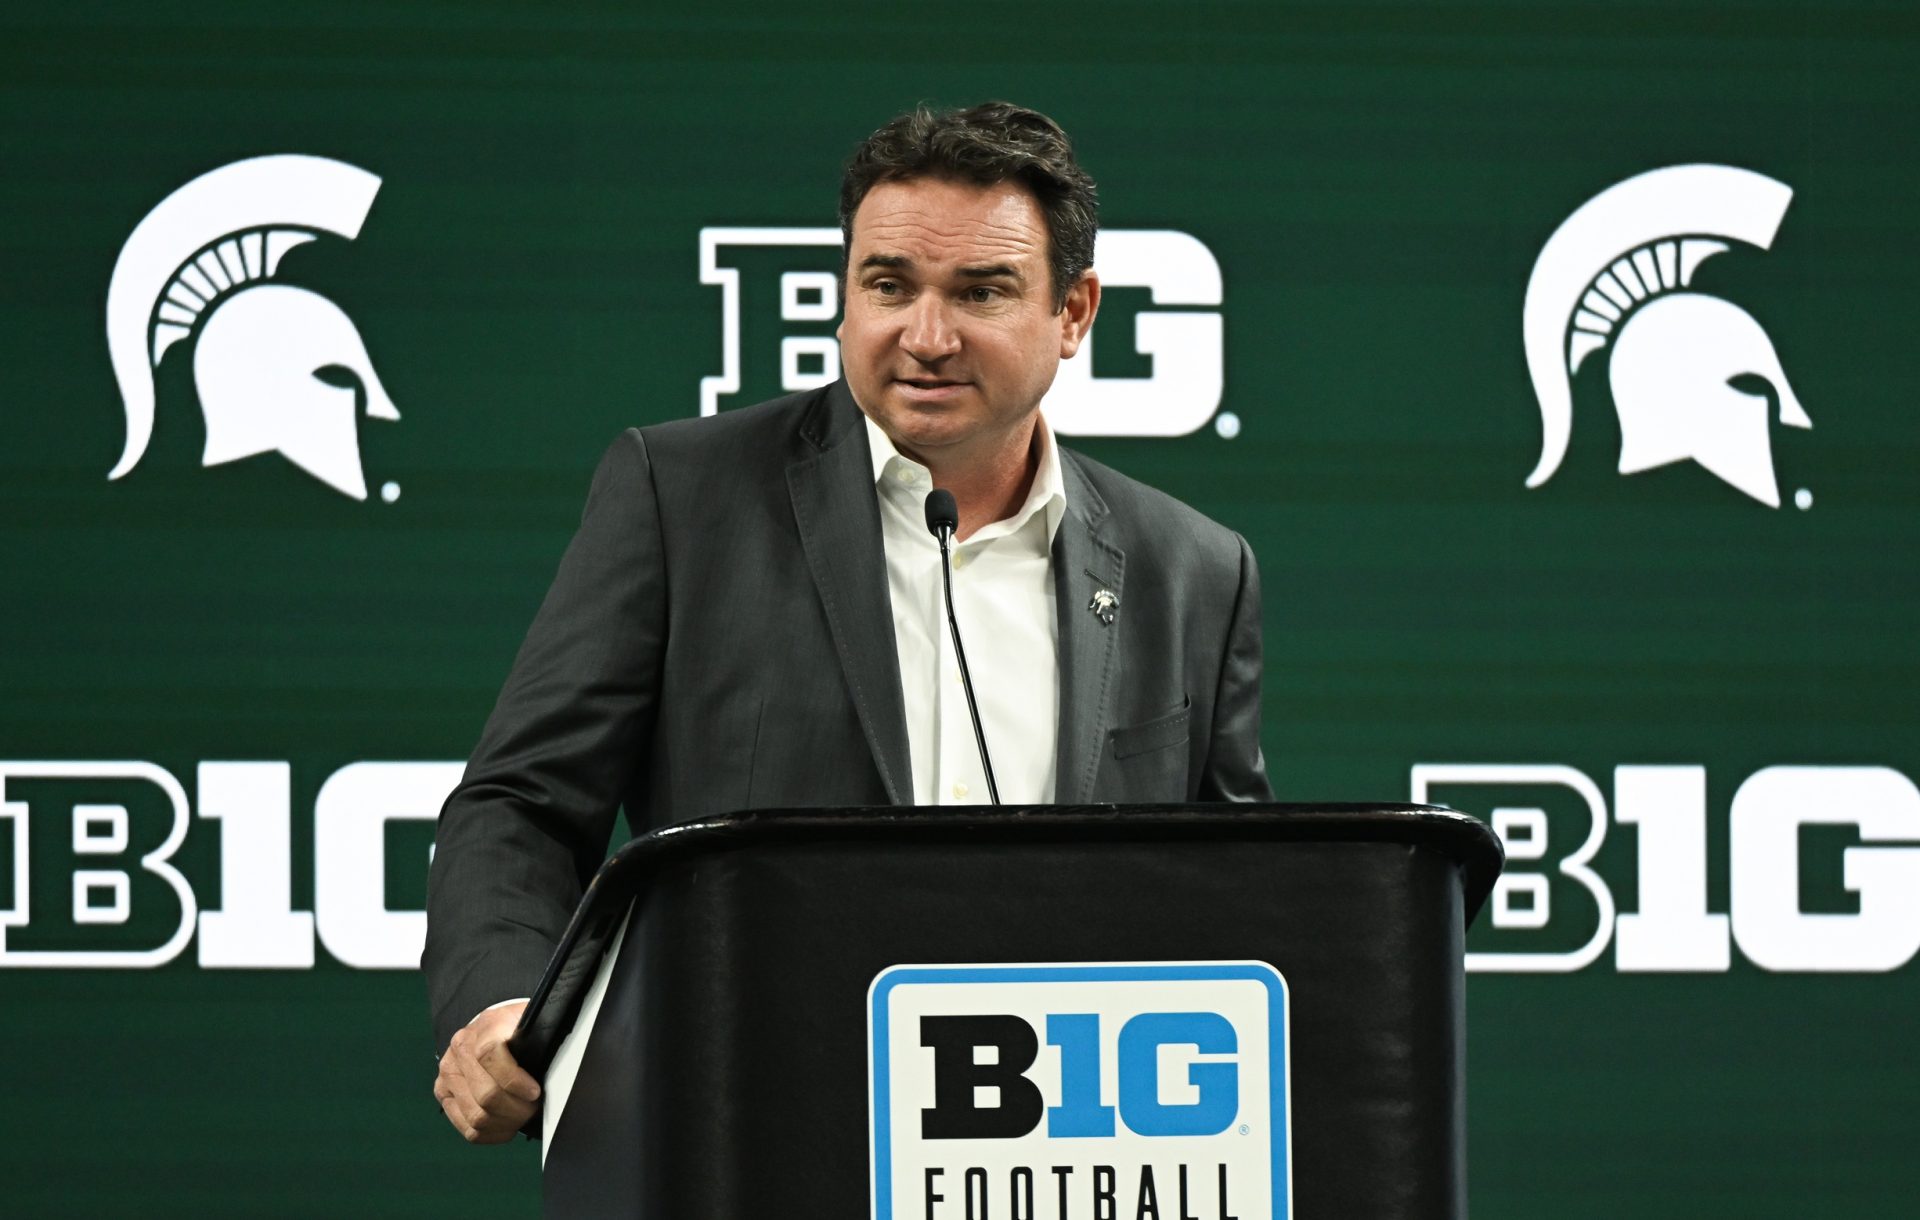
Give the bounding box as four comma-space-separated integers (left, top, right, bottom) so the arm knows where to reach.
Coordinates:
1058, 270, 1101, 359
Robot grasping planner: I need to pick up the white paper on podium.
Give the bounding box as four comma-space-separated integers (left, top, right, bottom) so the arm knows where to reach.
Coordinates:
539, 900, 633, 1167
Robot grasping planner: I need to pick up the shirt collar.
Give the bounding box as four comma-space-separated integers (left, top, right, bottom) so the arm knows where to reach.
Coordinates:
863, 413, 1067, 546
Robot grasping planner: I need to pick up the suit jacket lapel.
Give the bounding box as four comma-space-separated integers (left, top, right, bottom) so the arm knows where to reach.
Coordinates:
787, 385, 913, 804
1054, 452, 1126, 806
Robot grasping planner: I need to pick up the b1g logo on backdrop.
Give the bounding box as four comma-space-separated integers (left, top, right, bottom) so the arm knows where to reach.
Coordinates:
869, 961, 1289, 1220
0, 759, 456, 970
105, 155, 403, 502
1522, 164, 1812, 509
1415, 764, 1920, 975
701, 228, 1227, 437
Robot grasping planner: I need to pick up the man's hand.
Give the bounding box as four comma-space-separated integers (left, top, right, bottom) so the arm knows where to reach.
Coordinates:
434, 1001, 540, 1143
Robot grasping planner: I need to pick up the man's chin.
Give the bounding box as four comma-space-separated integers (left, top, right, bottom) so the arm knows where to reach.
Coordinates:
882, 419, 965, 460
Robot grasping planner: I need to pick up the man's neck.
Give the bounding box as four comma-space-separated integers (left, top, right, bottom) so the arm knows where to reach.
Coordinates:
905, 419, 1043, 542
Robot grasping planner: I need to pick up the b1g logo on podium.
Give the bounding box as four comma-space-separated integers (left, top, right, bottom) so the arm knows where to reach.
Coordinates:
868, 961, 1290, 1220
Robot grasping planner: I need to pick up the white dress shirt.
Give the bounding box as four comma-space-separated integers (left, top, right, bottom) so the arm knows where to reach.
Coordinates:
865, 415, 1065, 807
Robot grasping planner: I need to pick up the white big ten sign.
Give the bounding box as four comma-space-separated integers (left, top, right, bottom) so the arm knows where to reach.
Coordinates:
1413, 764, 1920, 973
699, 227, 1225, 436
0, 760, 460, 969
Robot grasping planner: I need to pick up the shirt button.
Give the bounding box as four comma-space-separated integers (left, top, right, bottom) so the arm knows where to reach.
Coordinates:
894, 468, 917, 484
952, 782, 970, 799
952, 551, 969, 570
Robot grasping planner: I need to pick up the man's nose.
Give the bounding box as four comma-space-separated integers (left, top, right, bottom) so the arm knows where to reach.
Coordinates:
899, 296, 961, 363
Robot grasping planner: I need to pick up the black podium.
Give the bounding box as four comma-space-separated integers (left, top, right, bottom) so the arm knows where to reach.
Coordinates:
511, 804, 1501, 1219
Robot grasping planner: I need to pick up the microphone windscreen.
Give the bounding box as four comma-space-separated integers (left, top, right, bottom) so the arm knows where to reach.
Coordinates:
924, 488, 959, 536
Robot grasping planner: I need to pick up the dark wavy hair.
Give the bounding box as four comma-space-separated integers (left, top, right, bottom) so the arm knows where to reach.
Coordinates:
838, 101, 1099, 312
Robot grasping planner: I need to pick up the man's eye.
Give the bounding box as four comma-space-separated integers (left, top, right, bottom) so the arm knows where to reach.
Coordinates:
966, 286, 997, 303
874, 280, 900, 296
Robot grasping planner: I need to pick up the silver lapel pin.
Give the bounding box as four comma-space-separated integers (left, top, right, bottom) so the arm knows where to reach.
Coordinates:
1088, 588, 1119, 626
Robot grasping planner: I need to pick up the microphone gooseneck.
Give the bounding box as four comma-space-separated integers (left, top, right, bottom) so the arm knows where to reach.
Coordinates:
923, 488, 1000, 805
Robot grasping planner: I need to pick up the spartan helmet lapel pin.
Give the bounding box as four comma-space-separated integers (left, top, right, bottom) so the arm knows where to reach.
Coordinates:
1088, 589, 1119, 626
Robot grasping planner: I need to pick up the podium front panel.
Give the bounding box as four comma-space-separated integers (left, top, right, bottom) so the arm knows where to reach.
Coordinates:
545, 832, 1469, 1218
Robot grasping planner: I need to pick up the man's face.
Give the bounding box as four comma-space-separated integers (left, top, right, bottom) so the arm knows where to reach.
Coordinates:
838, 176, 1098, 470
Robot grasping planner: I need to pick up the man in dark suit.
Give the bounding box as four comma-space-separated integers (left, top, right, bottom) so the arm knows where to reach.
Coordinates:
426, 101, 1272, 1143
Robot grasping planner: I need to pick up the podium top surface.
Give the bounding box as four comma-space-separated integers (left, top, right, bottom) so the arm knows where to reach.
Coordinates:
512, 803, 1501, 1077
591, 801, 1502, 934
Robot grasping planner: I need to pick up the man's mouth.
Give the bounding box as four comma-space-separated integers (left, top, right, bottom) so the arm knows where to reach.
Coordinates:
893, 377, 971, 401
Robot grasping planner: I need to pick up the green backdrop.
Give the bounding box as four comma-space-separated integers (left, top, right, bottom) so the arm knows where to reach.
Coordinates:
4, 0, 1917, 1214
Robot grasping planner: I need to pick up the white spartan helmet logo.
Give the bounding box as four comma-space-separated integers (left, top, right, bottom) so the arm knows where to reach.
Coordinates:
1523, 165, 1810, 507
105, 155, 399, 500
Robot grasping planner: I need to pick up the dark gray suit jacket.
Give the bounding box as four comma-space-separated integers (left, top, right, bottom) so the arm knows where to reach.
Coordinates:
423, 381, 1271, 1051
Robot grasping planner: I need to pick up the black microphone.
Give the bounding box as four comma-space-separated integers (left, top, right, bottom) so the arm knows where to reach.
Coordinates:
923, 488, 1001, 805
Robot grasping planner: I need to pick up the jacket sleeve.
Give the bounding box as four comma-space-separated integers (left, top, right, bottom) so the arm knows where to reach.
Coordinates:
1198, 532, 1274, 802
423, 429, 666, 1053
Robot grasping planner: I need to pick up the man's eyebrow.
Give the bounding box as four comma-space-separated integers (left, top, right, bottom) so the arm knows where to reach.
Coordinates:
958, 263, 1024, 282
854, 255, 1025, 284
